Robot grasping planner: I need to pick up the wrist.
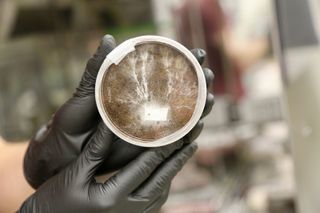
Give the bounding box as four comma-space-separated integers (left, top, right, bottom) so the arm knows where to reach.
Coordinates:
0, 141, 34, 212
0, 136, 6, 147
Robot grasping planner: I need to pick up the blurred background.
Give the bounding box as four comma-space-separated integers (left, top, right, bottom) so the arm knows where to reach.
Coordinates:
1, 0, 320, 212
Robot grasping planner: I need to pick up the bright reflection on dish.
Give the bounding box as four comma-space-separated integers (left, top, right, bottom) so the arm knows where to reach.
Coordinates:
143, 103, 169, 122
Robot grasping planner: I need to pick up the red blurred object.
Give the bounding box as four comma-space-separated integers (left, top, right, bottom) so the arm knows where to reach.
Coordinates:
175, 0, 244, 101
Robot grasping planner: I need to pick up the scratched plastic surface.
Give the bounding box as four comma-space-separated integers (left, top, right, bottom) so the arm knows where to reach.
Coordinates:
101, 42, 198, 142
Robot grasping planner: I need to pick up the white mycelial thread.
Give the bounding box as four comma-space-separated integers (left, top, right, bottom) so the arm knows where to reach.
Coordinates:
140, 50, 151, 101
163, 48, 173, 99
128, 54, 145, 100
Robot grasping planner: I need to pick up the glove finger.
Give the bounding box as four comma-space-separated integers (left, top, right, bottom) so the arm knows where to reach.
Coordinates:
103, 140, 184, 196
184, 120, 204, 143
201, 93, 214, 119
143, 184, 171, 213
53, 96, 100, 132
87, 34, 116, 76
131, 143, 197, 199
73, 123, 113, 183
190, 48, 206, 65
96, 138, 146, 175
203, 67, 214, 89
75, 35, 116, 98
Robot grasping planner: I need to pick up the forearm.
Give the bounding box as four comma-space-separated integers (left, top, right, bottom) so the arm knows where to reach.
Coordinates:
0, 140, 34, 213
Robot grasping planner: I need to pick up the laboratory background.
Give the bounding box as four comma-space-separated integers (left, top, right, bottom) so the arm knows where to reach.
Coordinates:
1, 0, 320, 212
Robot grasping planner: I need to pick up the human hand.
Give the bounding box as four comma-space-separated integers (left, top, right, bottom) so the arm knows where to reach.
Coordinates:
24, 35, 145, 189
19, 123, 197, 213
24, 35, 214, 189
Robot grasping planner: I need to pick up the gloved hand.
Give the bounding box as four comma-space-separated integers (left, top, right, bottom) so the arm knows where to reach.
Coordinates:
19, 123, 198, 213
24, 34, 214, 189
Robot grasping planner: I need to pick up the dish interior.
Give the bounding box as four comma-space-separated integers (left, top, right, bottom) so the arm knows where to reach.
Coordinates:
101, 42, 199, 142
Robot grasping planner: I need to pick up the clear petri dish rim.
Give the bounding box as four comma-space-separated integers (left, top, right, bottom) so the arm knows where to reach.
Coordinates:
95, 35, 207, 147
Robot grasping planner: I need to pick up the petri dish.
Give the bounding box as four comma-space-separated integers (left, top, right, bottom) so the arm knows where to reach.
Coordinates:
95, 35, 206, 147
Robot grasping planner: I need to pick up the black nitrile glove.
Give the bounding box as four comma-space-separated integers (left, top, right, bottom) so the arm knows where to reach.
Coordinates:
19, 123, 197, 213
24, 34, 214, 189
23, 35, 142, 189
